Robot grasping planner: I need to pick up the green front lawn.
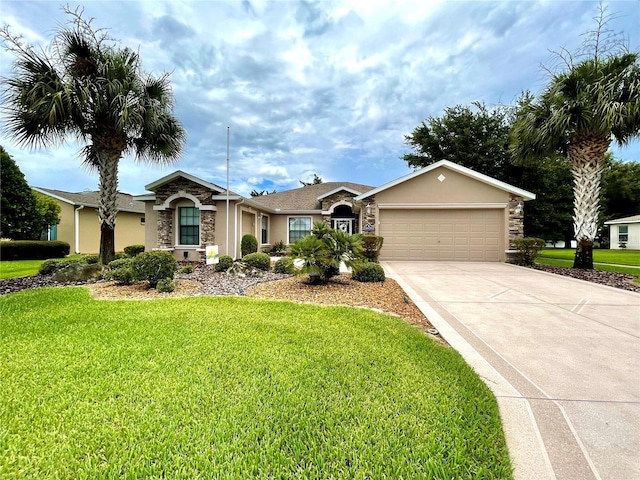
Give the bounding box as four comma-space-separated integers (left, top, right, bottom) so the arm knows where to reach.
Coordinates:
0, 259, 45, 279
539, 248, 640, 266
0, 288, 512, 479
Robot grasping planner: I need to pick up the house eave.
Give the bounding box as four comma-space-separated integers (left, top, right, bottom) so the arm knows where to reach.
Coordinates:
354, 160, 536, 201
317, 186, 363, 200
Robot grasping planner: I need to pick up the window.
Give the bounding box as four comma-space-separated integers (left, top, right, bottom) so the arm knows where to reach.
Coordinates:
288, 217, 311, 242
179, 207, 200, 245
619, 226, 628, 242
261, 215, 269, 244
140, 217, 145, 225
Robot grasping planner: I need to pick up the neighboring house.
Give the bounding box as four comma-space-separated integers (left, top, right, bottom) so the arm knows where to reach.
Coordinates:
33, 187, 146, 254
135, 160, 535, 262
604, 215, 640, 250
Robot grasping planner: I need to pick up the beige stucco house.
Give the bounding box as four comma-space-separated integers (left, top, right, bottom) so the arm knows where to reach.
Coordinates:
33, 187, 146, 254
135, 161, 535, 262
604, 215, 640, 250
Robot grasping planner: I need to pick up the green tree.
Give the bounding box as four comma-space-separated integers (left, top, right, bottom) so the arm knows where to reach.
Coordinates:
600, 155, 640, 224
33, 190, 62, 239
403, 101, 574, 243
403, 102, 516, 181
510, 6, 640, 268
300, 173, 323, 187
249, 188, 276, 197
1, 7, 185, 264
0, 146, 38, 239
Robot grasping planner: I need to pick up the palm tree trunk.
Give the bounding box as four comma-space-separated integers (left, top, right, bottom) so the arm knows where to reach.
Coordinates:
96, 152, 120, 265
568, 136, 610, 269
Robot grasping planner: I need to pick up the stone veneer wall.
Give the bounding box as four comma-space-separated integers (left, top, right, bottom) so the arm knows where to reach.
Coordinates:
320, 192, 361, 233
154, 179, 217, 257
360, 195, 376, 234
507, 194, 525, 262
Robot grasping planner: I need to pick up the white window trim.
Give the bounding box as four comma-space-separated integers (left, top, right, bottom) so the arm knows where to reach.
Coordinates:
287, 216, 312, 244
175, 201, 201, 247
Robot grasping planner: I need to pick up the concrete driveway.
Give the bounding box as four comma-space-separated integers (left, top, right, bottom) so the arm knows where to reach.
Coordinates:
383, 261, 640, 480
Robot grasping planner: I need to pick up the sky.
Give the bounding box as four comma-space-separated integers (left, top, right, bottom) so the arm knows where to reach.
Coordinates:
1, 0, 639, 196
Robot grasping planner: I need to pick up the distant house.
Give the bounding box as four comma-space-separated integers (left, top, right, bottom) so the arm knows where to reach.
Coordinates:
135, 160, 535, 262
33, 188, 145, 254
604, 215, 640, 250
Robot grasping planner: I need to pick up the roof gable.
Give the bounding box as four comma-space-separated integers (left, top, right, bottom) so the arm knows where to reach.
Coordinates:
355, 160, 536, 201
144, 170, 228, 194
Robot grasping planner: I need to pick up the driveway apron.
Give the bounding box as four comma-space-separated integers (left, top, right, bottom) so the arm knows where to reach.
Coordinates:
383, 261, 640, 480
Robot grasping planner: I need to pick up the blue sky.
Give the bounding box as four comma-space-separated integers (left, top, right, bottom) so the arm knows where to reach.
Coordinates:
1, 0, 638, 196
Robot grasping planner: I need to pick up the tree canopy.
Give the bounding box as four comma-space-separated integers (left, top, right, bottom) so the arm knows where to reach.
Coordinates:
300, 173, 323, 187
0, 146, 38, 240
1, 7, 185, 263
510, 5, 640, 268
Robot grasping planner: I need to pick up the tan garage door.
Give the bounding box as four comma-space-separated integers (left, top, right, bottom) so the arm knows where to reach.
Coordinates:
378, 209, 502, 261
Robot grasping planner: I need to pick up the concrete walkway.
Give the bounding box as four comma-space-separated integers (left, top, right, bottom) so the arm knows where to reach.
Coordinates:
383, 261, 640, 480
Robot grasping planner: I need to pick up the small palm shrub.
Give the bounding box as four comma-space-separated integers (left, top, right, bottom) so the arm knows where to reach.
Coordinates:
124, 244, 145, 257
215, 255, 234, 272
353, 262, 386, 283
241, 234, 258, 257
156, 278, 176, 293
274, 257, 295, 274
131, 251, 178, 288
242, 252, 271, 271
311, 221, 331, 239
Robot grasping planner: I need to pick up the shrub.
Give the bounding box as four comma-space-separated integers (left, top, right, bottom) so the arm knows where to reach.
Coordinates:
84, 254, 99, 264
311, 221, 331, 239
108, 258, 133, 270
124, 244, 145, 257
114, 252, 129, 260
131, 251, 178, 288
353, 262, 386, 283
39, 258, 83, 275
105, 267, 134, 285
156, 278, 176, 293
241, 234, 258, 257
242, 252, 271, 271
362, 235, 384, 263
513, 237, 545, 266
270, 240, 287, 254
274, 257, 295, 274
179, 265, 194, 274
0, 240, 70, 260
215, 255, 234, 272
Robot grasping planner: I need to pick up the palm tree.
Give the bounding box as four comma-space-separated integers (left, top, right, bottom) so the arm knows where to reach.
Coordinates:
1, 8, 185, 264
510, 23, 640, 269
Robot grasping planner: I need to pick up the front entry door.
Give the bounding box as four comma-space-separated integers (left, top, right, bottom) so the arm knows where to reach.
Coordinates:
333, 219, 352, 234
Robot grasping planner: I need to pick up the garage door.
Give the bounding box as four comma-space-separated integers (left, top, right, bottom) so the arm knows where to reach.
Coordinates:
378, 209, 502, 261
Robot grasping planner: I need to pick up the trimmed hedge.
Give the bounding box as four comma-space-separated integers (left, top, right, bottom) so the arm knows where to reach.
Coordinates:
131, 251, 178, 288
241, 234, 258, 257
353, 262, 386, 283
39, 258, 84, 275
512, 237, 545, 266
215, 255, 234, 272
124, 244, 145, 257
242, 252, 271, 271
362, 235, 384, 263
0, 240, 70, 260
274, 257, 295, 274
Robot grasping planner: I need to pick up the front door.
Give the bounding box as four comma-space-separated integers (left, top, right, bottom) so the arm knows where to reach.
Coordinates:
332, 218, 352, 234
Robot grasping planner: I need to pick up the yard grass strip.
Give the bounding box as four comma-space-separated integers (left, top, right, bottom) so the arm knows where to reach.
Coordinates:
536, 256, 640, 276
0, 287, 512, 479
539, 248, 640, 266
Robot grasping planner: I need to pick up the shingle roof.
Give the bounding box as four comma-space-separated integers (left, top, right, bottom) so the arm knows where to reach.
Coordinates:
250, 182, 375, 211
33, 187, 145, 214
